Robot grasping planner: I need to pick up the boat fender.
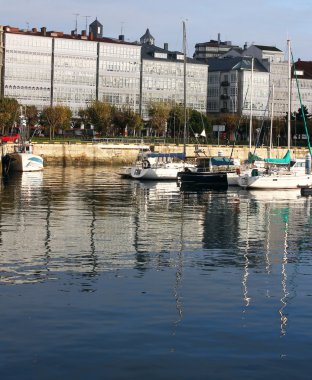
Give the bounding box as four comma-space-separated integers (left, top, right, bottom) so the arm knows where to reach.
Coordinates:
142, 160, 150, 169
251, 168, 259, 177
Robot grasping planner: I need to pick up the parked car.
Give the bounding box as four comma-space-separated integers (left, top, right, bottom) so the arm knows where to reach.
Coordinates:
0, 133, 20, 143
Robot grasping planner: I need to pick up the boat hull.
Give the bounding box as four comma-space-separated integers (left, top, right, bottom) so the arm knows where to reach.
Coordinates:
238, 172, 312, 189
130, 161, 195, 180
130, 164, 184, 180
3, 152, 44, 172
177, 171, 229, 190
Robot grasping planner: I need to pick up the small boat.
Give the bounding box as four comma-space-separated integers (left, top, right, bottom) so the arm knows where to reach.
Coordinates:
177, 155, 240, 189
1, 106, 44, 174
2, 142, 44, 173
130, 152, 195, 180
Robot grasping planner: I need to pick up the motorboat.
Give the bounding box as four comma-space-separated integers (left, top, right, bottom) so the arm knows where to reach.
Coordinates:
2, 142, 44, 173
178, 155, 241, 189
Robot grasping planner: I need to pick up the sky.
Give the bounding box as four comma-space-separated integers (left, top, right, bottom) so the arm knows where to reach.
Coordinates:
2, 0, 312, 60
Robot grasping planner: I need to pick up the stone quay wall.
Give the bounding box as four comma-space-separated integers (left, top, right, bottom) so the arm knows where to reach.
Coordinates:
1, 141, 311, 167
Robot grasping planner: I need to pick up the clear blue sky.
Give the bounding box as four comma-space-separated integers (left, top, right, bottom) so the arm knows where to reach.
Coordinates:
2, 0, 312, 60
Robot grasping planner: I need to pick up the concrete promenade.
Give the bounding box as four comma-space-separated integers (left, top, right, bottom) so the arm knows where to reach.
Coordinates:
1, 141, 310, 167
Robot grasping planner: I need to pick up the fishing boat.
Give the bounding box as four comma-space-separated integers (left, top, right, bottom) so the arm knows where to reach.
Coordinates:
2, 142, 44, 173
1, 107, 44, 174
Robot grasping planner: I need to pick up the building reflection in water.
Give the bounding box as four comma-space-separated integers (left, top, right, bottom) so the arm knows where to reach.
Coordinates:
1, 168, 312, 340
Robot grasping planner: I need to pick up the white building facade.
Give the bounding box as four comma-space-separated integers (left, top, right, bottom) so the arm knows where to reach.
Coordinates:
141, 46, 208, 119
0, 25, 208, 119
207, 57, 270, 118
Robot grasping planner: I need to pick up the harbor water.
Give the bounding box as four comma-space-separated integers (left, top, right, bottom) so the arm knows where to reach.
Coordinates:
1, 166, 312, 380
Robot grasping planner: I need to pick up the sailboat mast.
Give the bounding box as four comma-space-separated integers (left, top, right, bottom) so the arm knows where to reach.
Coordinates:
287, 39, 291, 151
269, 84, 275, 158
249, 57, 254, 151
183, 21, 187, 157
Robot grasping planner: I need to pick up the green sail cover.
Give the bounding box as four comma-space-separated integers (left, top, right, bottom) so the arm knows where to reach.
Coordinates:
248, 152, 264, 163
264, 150, 291, 164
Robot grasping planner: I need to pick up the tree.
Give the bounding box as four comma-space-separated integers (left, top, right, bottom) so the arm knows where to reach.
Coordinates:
113, 106, 143, 136
85, 101, 113, 135
148, 101, 171, 136
293, 105, 312, 140
188, 110, 210, 137
25, 105, 39, 127
0, 97, 19, 134
42, 105, 72, 140
168, 104, 184, 140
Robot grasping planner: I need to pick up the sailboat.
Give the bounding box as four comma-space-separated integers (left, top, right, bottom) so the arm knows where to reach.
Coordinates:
129, 21, 195, 180
2, 107, 44, 174
238, 40, 312, 190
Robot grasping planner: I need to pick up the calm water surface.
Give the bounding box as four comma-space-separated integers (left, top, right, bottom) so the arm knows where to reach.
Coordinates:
1, 166, 312, 380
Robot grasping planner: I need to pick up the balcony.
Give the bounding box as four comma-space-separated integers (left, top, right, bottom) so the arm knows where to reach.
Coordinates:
221, 81, 230, 86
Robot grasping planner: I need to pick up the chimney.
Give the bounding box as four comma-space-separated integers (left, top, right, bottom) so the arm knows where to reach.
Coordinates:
244, 42, 247, 50
32, 27, 37, 33
41, 27, 46, 36
218, 33, 221, 45
89, 32, 94, 41
118, 34, 125, 41
164, 43, 168, 50
82, 30, 87, 37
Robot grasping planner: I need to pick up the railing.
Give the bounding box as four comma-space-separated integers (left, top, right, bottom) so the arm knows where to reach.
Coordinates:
92, 137, 166, 145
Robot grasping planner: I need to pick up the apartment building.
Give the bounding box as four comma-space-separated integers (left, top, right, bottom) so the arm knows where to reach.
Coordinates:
292, 59, 312, 116
207, 56, 270, 118
193, 34, 241, 61
0, 22, 208, 119
140, 39, 208, 120
0, 24, 141, 116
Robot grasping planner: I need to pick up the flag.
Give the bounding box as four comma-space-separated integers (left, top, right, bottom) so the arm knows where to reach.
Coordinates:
200, 129, 206, 137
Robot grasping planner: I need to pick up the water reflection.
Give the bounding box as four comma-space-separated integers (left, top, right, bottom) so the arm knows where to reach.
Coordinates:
0, 168, 312, 334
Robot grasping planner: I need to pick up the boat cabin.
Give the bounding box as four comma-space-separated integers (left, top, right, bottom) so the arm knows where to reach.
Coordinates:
14, 143, 33, 154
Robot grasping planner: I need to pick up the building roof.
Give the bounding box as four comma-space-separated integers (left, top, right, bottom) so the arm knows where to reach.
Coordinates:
253, 45, 282, 52
141, 43, 204, 65
207, 57, 268, 72
89, 18, 103, 27
2, 24, 138, 46
140, 28, 155, 45
293, 60, 312, 80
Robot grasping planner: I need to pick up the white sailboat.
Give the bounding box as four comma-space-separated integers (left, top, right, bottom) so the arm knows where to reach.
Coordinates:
238, 40, 312, 190
2, 107, 44, 173
129, 21, 195, 180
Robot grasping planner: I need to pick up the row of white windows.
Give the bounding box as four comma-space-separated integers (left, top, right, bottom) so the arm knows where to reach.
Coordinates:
7, 35, 141, 57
